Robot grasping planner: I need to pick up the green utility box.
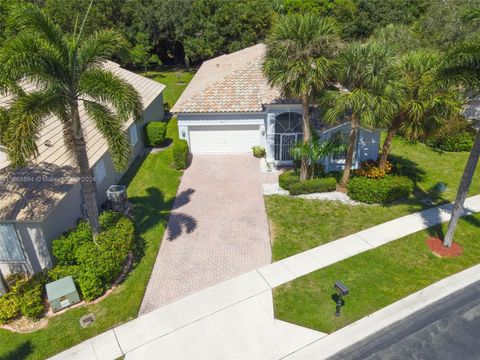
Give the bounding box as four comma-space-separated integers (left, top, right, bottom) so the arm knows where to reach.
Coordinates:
45, 276, 81, 312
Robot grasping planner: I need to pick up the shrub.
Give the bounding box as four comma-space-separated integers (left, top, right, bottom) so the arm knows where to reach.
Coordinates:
424, 116, 475, 152
50, 212, 135, 302
172, 139, 189, 170
251, 146, 266, 158
289, 178, 337, 195
352, 159, 393, 179
347, 175, 414, 204
52, 221, 91, 265
279, 170, 300, 190
0, 293, 20, 324
144, 121, 167, 147
0, 272, 47, 322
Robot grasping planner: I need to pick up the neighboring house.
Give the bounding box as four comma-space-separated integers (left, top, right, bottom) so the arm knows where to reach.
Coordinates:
172, 44, 380, 169
0, 61, 165, 276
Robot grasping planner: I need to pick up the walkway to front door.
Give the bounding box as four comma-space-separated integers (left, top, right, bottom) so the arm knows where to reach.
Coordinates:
139, 155, 272, 314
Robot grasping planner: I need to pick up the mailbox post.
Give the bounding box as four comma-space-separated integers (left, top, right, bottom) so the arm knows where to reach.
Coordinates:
334, 281, 349, 317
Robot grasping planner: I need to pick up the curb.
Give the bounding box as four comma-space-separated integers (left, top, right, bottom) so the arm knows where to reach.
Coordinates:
282, 264, 480, 359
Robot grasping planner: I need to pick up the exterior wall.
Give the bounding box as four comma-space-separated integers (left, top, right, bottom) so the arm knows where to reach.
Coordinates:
143, 93, 165, 122
177, 113, 267, 150
176, 107, 379, 169
265, 104, 303, 164
94, 94, 164, 204
1, 93, 165, 275
319, 123, 381, 172
0, 221, 49, 275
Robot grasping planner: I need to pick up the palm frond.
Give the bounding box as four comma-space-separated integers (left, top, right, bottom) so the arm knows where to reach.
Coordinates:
11, 3, 69, 61
5, 90, 62, 167
79, 68, 143, 123
84, 101, 132, 171
0, 32, 69, 86
263, 14, 343, 101
77, 30, 130, 72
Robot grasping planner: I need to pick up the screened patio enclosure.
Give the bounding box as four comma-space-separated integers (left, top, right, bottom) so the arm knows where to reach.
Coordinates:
273, 112, 303, 162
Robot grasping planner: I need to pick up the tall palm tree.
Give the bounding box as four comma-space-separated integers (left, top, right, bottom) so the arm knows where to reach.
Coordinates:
441, 42, 480, 247
0, 4, 143, 235
321, 41, 399, 188
378, 49, 461, 172
263, 14, 342, 181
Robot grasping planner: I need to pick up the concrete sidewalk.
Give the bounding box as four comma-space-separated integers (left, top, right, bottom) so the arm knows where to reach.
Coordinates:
49, 195, 480, 360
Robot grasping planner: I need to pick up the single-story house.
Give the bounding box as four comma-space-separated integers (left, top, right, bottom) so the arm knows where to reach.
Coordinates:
0, 61, 165, 276
172, 44, 380, 169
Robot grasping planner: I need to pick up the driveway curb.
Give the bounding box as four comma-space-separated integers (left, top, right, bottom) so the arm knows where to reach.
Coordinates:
282, 263, 480, 359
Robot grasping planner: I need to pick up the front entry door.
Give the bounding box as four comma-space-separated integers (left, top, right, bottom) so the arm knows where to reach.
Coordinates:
280, 134, 298, 162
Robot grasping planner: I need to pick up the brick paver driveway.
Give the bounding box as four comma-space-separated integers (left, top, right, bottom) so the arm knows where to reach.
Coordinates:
139, 155, 271, 314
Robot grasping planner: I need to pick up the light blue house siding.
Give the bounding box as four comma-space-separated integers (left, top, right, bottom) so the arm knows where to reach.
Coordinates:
177, 104, 381, 172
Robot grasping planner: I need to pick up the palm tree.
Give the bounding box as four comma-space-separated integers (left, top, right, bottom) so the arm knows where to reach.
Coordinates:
263, 14, 343, 181
378, 49, 461, 172
440, 44, 480, 247
321, 41, 399, 188
0, 4, 143, 235
290, 132, 345, 179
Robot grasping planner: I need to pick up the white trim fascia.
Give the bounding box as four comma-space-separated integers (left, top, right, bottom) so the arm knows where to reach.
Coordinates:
176, 111, 267, 117
319, 122, 377, 134
264, 103, 302, 109
178, 119, 265, 126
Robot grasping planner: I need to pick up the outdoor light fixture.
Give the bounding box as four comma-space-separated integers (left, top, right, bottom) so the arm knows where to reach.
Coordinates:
334, 281, 349, 317
181, 130, 186, 138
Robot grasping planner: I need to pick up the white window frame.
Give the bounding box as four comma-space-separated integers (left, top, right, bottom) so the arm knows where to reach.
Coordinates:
129, 125, 138, 146
94, 158, 107, 183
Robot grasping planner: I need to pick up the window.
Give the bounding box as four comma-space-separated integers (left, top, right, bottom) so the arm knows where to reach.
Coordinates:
0, 223, 25, 262
332, 131, 347, 160
94, 158, 106, 183
129, 125, 138, 146
274, 112, 303, 134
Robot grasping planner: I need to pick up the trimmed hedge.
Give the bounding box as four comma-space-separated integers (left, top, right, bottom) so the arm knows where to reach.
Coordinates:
172, 139, 189, 170
289, 177, 337, 195
144, 121, 167, 147
279, 170, 300, 190
347, 175, 414, 204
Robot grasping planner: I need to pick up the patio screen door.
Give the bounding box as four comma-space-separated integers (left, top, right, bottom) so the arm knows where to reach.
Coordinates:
280, 134, 298, 161
0, 223, 25, 263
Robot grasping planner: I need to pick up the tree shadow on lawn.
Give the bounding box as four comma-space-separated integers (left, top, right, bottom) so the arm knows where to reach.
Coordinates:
0, 341, 33, 360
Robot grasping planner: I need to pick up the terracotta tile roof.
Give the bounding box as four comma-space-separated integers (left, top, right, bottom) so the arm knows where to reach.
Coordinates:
171, 44, 285, 113
0, 61, 165, 221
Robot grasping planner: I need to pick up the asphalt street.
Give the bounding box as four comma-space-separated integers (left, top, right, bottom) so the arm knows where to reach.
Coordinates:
330, 281, 480, 360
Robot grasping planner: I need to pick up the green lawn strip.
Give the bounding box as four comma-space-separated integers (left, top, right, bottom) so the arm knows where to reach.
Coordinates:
142, 67, 195, 108
273, 213, 480, 334
267, 135, 480, 261
0, 119, 182, 360
388, 135, 480, 201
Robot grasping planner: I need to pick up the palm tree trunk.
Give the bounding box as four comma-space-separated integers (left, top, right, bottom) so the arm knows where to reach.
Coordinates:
71, 102, 100, 236
300, 98, 311, 181
340, 115, 358, 188
443, 130, 480, 247
0, 269, 8, 295
379, 115, 403, 171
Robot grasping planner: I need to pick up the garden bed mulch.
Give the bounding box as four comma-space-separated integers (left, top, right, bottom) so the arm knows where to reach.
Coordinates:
426, 237, 463, 258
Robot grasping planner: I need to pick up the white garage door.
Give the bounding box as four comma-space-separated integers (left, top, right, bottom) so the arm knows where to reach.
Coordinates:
189, 125, 260, 154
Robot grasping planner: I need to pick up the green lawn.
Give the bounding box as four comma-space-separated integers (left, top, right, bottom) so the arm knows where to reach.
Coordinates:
267, 135, 480, 260
274, 213, 480, 333
143, 67, 195, 108
0, 120, 182, 360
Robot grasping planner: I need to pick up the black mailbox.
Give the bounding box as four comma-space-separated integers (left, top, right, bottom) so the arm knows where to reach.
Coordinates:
334, 281, 349, 296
